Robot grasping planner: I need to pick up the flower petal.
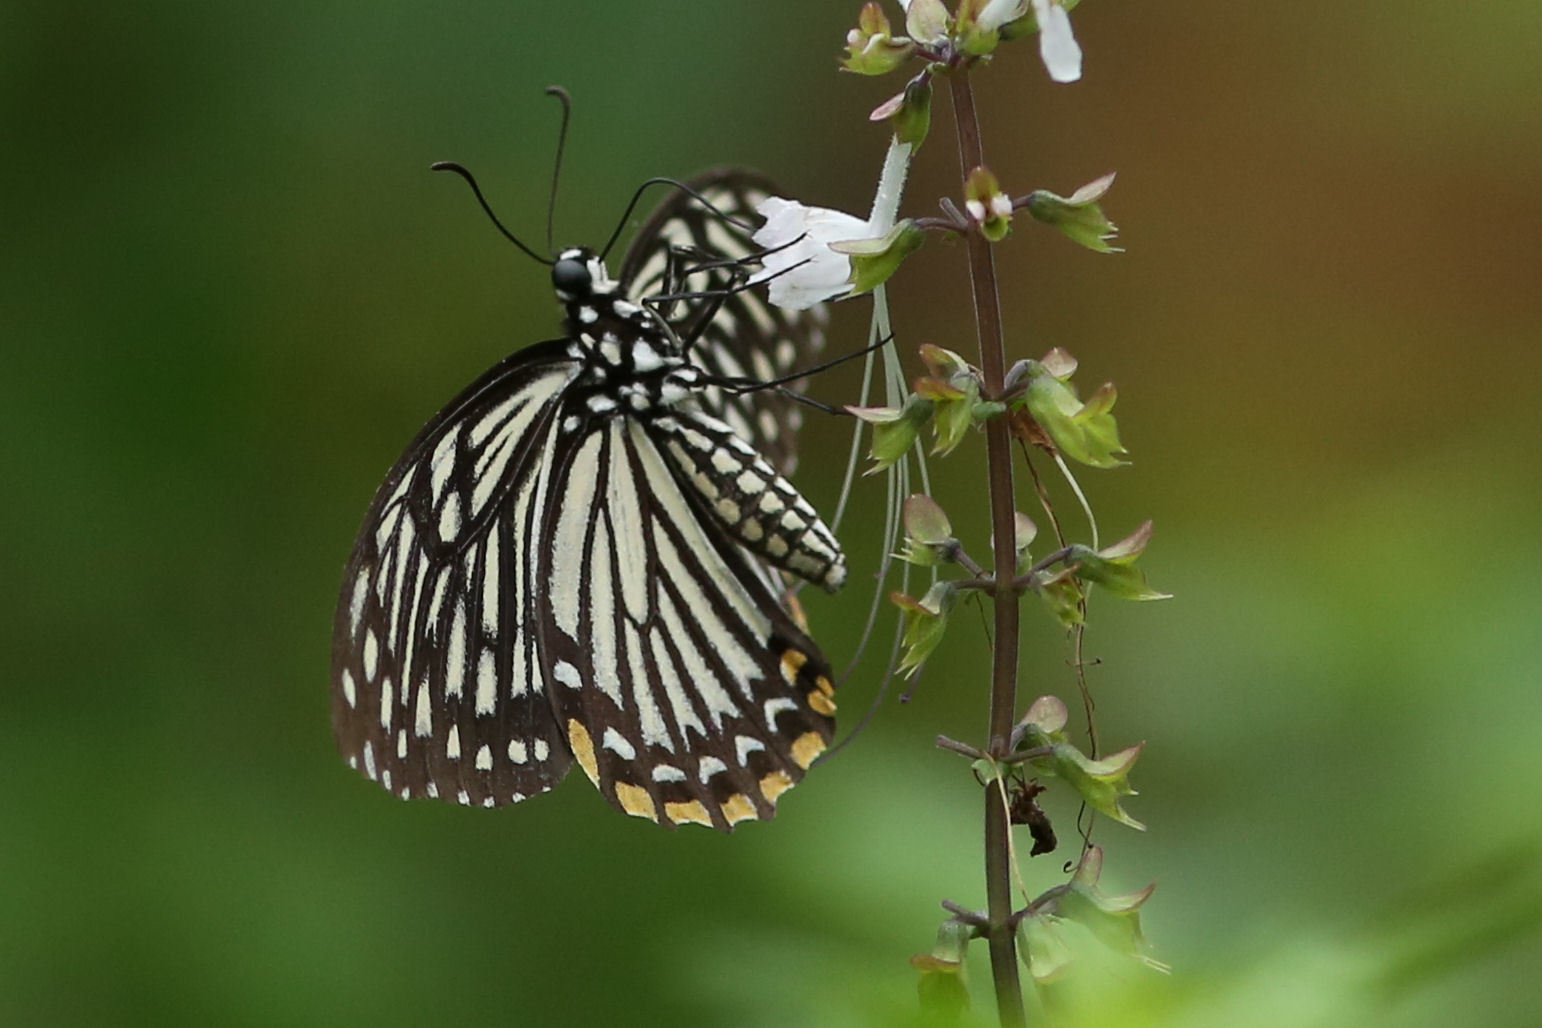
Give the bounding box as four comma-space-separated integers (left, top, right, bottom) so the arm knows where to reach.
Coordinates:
751, 197, 873, 311
1031, 0, 1082, 82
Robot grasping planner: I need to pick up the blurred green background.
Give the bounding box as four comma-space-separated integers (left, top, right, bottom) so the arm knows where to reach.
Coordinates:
5, 1, 1540, 1024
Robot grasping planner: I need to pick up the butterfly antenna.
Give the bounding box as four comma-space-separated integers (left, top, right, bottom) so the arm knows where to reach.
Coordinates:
600, 177, 754, 262
544, 85, 573, 256
430, 161, 553, 266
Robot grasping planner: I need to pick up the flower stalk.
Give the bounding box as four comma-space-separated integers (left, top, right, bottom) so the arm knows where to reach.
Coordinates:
947, 65, 1028, 1027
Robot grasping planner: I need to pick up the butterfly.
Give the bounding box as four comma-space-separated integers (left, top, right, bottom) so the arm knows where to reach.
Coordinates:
330, 168, 848, 831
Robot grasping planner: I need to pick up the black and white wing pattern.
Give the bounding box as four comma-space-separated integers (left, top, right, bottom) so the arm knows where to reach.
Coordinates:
618, 168, 829, 476
331, 170, 846, 830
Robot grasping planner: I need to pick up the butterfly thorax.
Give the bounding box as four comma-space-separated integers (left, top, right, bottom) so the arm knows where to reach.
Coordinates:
554, 246, 703, 432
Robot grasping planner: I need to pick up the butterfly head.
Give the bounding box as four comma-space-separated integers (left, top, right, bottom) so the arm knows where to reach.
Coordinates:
552, 247, 618, 303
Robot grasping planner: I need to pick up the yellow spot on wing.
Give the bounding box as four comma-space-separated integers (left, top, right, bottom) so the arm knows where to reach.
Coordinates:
791, 731, 825, 770
665, 799, 714, 827
567, 719, 599, 784
814, 675, 835, 697
808, 690, 836, 717
722, 793, 757, 824
760, 770, 794, 804
780, 649, 808, 684
615, 781, 659, 823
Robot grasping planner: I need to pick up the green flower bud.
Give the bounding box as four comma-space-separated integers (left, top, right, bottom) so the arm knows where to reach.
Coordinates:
842, 2, 915, 75
965, 166, 1014, 242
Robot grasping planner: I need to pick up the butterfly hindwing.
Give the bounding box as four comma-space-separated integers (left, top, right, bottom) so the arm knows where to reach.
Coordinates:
534, 417, 835, 829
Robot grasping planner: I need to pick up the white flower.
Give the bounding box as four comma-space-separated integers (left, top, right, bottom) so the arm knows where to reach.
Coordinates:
976, 0, 1028, 33
751, 198, 874, 311
1030, 0, 1081, 82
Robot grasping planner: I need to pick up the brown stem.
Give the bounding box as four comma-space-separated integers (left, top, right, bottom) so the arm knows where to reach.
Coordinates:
947, 67, 1026, 1027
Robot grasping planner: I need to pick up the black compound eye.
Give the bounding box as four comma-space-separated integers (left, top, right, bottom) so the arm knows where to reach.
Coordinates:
551, 258, 591, 298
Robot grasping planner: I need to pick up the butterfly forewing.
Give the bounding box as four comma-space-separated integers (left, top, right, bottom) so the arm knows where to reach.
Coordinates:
331, 343, 578, 805
619, 169, 827, 475
331, 168, 843, 830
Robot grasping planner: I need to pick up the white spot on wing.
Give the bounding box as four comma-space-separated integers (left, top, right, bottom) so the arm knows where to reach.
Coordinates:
446, 603, 466, 698
602, 728, 636, 760
481, 529, 500, 634
763, 697, 797, 725
475, 650, 497, 715
554, 660, 582, 690
349, 571, 369, 633
735, 735, 766, 763
475, 744, 493, 770
414, 679, 432, 737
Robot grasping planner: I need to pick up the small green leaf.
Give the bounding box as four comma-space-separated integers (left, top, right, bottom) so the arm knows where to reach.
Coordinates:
1019, 912, 1074, 984
1026, 172, 1122, 253
849, 395, 933, 473
897, 495, 958, 567
1066, 524, 1172, 601
1097, 519, 1153, 563
1022, 694, 1068, 735
912, 914, 972, 1013
903, 494, 952, 544
1073, 557, 1170, 602
910, 345, 982, 457
918, 343, 971, 380
1059, 846, 1165, 970
1026, 741, 1146, 830
1038, 569, 1085, 627
1020, 373, 1128, 469
893, 582, 955, 677
833, 219, 926, 296
1014, 512, 1038, 574
904, 0, 949, 43
893, 72, 932, 148
932, 389, 976, 457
